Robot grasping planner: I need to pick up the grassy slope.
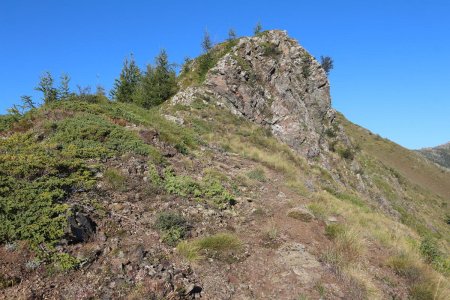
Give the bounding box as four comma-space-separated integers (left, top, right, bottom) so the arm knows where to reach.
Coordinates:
1, 98, 449, 298
337, 113, 450, 200
167, 102, 450, 297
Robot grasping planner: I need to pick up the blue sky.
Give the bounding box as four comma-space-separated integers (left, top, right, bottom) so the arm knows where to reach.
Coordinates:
0, 0, 449, 149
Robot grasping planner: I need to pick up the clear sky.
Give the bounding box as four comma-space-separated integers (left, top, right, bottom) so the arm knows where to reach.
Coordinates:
0, 0, 449, 149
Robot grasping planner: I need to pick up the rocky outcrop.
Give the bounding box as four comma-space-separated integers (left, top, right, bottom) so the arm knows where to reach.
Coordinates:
417, 142, 450, 169
173, 30, 336, 158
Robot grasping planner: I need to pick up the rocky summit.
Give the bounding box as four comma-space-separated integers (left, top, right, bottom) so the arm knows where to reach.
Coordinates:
0, 29, 449, 300
174, 30, 336, 158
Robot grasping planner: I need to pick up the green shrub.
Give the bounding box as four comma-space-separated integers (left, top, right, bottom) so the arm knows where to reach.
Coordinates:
52, 252, 80, 271
0, 132, 95, 250
164, 169, 202, 197
178, 39, 237, 86
324, 127, 337, 138
154, 212, 189, 246
337, 147, 354, 160
50, 113, 157, 159
163, 168, 235, 209
302, 55, 312, 78
162, 227, 186, 246
0, 114, 18, 132
261, 42, 281, 57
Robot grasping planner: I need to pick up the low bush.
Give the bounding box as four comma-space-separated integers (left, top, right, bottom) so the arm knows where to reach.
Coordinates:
0, 132, 95, 249
154, 212, 189, 246
163, 168, 235, 209
261, 42, 281, 57
49, 113, 158, 159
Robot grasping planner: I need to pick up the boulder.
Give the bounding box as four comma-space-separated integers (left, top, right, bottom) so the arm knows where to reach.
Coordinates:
287, 206, 314, 222
66, 212, 96, 244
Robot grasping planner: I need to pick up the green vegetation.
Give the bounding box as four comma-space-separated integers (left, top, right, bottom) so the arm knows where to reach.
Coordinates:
154, 212, 189, 246
0, 97, 201, 268
177, 233, 241, 261
110, 54, 141, 103
253, 22, 262, 35
196, 233, 241, 251
178, 39, 238, 87
227, 28, 237, 41
104, 168, 127, 191
325, 223, 345, 240
320, 56, 334, 75
246, 168, 266, 182
302, 54, 312, 78
36, 71, 58, 103
49, 113, 157, 159
111, 50, 178, 108
0, 131, 95, 265
163, 168, 235, 209
261, 42, 281, 57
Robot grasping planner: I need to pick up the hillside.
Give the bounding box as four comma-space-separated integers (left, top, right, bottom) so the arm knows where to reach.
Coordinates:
0, 30, 449, 299
417, 142, 450, 170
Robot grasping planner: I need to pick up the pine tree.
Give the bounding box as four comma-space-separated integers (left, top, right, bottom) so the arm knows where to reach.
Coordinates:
35, 72, 58, 103
58, 73, 71, 99
110, 54, 141, 102
320, 56, 334, 75
20, 95, 35, 110
202, 30, 213, 53
133, 49, 177, 108
228, 28, 237, 41
96, 85, 106, 96
254, 22, 262, 35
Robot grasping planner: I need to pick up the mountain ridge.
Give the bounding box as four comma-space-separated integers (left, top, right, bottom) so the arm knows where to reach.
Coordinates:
0, 30, 448, 299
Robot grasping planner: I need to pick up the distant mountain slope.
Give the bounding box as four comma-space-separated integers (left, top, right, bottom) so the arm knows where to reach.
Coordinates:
417, 142, 450, 169
338, 114, 450, 200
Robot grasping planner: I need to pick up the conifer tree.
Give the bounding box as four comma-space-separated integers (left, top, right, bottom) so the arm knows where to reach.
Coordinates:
320, 56, 334, 75
110, 54, 141, 102
20, 95, 35, 110
202, 30, 213, 53
133, 49, 177, 108
228, 28, 237, 41
58, 73, 71, 99
36, 72, 58, 103
254, 22, 262, 35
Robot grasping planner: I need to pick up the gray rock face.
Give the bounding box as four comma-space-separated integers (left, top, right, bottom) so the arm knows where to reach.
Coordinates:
417, 142, 450, 169
174, 30, 336, 157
